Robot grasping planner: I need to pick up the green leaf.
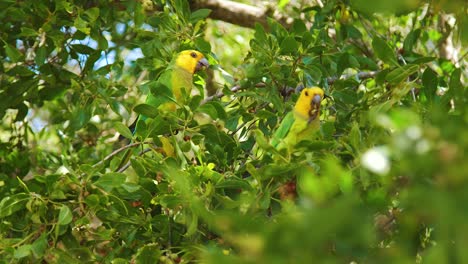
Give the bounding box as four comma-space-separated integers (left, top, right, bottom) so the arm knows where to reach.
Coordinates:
280, 36, 299, 55
58, 205, 72, 225
95, 172, 127, 192
133, 104, 159, 118
411, 56, 436, 64
4, 43, 23, 62
304, 64, 322, 84
422, 68, 438, 101
7, 65, 34, 76
70, 108, 91, 131
345, 24, 363, 39
190, 9, 211, 23
84, 194, 100, 208
385, 64, 419, 85
35, 46, 47, 66
74, 16, 90, 34
449, 68, 462, 92
349, 122, 362, 150
20, 27, 38, 37
197, 103, 218, 119
135, 243, 162, 263
403, 29, 421, 53
292, 19, 307, 34
114, 122, 134, 139
0, 193, 29, 218
134, 2, 144, 27
130, 159, 146, 176
85, 7, 100, 22
31, 234, 48, 258
372, 36, 398, 66
83, 51, 100, 73
254, 23, 268, 45
14, 244, 32, 259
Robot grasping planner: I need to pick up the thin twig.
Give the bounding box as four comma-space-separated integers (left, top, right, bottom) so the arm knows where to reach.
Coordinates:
201, 84, 242, 104
92, 142, 142, 168
326, 71, 379, 85
116, 148, 153, 173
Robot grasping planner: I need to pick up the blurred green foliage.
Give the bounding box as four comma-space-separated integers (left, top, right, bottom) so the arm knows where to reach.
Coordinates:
0, 0, 467, 263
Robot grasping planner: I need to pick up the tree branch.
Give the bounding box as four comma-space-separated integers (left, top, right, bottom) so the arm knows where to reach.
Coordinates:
326, 70, 379, 85
92, 142, 142, 168
189, 0, 291, 29
117, 148, 153, 173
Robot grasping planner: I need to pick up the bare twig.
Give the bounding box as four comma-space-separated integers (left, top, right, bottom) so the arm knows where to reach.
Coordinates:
201, 84, 242, 104
92, 142, 142, 168
117, 148, 153, 173
326, 71, 379, 85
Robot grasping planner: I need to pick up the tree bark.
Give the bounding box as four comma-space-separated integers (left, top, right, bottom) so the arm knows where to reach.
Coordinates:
188, 0, 291, 29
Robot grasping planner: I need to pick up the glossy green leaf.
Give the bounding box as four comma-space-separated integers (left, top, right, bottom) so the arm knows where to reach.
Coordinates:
114, 122, 134, 139
0, 193, 29, 218
133, 104, 159, 118
58, 205, 72, 225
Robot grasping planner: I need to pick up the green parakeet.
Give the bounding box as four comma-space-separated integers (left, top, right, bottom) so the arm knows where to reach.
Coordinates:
271, 86, 324, 151
117, 50, 209, 171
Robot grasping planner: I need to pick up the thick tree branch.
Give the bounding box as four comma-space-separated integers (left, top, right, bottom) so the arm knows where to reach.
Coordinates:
189, 0, 291, 29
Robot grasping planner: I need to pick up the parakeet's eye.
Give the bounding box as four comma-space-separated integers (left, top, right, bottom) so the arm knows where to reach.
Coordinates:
190, 52, 197, 58
304, 91, 309, 96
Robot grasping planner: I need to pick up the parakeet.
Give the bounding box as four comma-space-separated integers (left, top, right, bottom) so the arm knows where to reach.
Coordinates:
117, 50, 209, 171
271, 86, 324, 151
139, 49, 209, 120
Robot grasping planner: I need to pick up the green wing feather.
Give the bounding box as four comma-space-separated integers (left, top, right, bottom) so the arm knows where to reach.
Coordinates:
271, 111, 318, 150
271, 112, 295, 148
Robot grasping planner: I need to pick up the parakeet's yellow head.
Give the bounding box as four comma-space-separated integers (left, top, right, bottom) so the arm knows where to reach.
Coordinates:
175, 50, 209, 74
294, 87, 324, 123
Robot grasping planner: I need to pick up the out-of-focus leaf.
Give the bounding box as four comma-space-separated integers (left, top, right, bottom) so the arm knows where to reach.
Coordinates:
190, 9, 212, 23
0, 193, 29, 218
372, 36, 398, 66
135, 243, 162, 263
58, 205, 72, 225
4, 42, 23, 62
422, 68, 438, 102
133, 104, 159, 118
385, 64, 419, 85
280, 36, 299, 55
114, 122, 134, 139
94, 173, 126, 192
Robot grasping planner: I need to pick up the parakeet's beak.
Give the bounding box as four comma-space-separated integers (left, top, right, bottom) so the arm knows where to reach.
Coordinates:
308, 94, 322, 123
312, 94, 322, 106
195, 58, 209, 72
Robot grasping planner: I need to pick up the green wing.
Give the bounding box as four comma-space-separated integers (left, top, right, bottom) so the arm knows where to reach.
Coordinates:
143, 69, 175, 113
271, 112, 295, 148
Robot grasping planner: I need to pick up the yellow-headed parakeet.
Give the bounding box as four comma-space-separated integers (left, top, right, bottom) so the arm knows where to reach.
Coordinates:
140, 49, 209, 119
271, 86, 324, 150
117, 50, 209, 171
